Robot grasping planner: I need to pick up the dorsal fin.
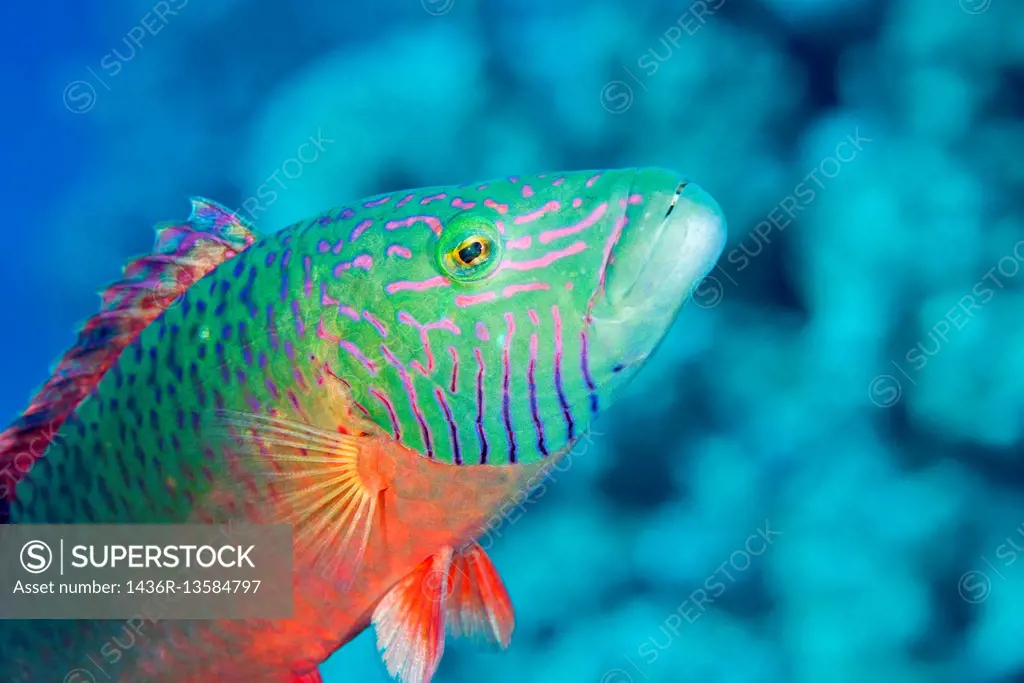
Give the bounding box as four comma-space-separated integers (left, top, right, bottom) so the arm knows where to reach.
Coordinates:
0, 198, 257, 520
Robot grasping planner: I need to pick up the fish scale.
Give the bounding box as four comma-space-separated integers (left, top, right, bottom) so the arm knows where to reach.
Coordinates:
0, 167, 727, 683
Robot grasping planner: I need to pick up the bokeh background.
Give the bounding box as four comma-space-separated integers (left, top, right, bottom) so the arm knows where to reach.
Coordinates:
2, 0, 1023, 681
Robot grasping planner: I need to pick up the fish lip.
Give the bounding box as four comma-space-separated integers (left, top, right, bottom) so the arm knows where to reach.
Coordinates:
614, 180, 690, 304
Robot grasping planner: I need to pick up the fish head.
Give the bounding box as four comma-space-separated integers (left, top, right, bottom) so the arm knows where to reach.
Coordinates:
340, 168, 726, 465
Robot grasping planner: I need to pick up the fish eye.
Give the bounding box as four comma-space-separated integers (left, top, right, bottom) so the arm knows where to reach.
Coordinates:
436, 216, 502, 282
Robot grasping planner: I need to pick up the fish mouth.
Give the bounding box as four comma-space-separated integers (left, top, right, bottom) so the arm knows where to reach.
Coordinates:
602, 170, 728, 317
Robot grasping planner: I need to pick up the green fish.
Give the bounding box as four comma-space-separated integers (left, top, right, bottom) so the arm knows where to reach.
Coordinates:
0, 167, 726, 683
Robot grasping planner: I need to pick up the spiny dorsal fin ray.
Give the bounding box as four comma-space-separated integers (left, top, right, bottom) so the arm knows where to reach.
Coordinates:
0, 198, 257, 521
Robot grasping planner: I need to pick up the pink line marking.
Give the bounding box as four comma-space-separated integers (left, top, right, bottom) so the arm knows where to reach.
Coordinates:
317, 239, 331, 253
397, 311, 462, 372
386, 275, 451, 294
587, 214, 629, 320
340, 340, 378, 375
338, 305, 360, 321
475, 322, 490, 341
320, 282, 340, 306
522, 185, 534, 198
503, 282, 550, 298
385, 215, 443, 235
350, 219, 372, 242
386, 244, 413, 259
451, 197, 476, 209
332, 239, 345, 254
496, 220, 505, 234
421, 193, 447, 205
332, 254, 373, 276
552, 177, 565, 186
628, 193, 643, 205
572, 197, 582, 208
411, 360, 430, 377
484, 198, 508, 214
362, 311, 389, 338
539, 202, 608, 244
514, 200, 561, 225
585, 173, 601, 188
506, 235, 532, 250
455, 291, 497, 307
364, 196, 391, 208
317, 318, 340, 343
509, 176, 519, 183
396, 193, 415, 208
477, 184, 489, 190
528, 309, 540, 325
303, 256, 313, 297
498, 241, 587, 273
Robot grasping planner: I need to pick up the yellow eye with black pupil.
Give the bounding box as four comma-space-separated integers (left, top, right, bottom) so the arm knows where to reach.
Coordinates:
435, 216, 502, 282
455, 238, 488, 266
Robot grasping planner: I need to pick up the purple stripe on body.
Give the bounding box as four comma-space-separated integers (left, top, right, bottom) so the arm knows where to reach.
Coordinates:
434, 387, 462, 465
381, 343, 434, 458
501, 312, 517, 463
474, 347, 488, 464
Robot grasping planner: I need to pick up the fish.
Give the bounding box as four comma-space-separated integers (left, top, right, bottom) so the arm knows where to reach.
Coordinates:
0, 167, 726, 683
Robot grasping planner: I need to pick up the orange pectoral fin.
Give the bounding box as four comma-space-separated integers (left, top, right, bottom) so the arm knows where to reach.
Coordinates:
211, 409, 389, 585
372, 547, 454, 683
447, 542, 515, 649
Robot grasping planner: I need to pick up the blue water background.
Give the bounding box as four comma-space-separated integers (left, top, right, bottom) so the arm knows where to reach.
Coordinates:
2, 0, 1022, 681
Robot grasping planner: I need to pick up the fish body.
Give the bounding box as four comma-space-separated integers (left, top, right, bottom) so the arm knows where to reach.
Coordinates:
0, 168, 726, 682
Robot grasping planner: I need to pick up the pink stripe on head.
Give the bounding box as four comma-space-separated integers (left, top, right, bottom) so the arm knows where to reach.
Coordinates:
475, 321, 490, 341
585, 173, 601, 188
503, 283, 550, 298
385, 215, 443, 235
451, 198, 476, 209
353, 254, 373, 270
484, 198, 508, 214
455, 291, 497, 307
552, 177, 565, 186
506, 235, 531, 250
386, 275, 451, 294
528, 309, 540, 325
396, 193, 415, 208
421, 193, 447, 205
572, 198, 582, 208
628, 193, 643, 205
339, 305, 360, 321
538, 203, 607, 244
364, 196, 391, 208
514, 200, 561, 225
499, 241, 587, 273
522, 185, 534, 198
386, 244, 413, 259
350, 219, 373, 242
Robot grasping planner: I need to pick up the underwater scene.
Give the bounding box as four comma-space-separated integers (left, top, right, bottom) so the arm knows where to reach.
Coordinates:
2, 0, 1023, 681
